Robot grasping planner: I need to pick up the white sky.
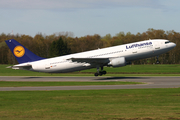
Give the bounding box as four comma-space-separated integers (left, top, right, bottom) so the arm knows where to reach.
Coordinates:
1, 0, 180, 37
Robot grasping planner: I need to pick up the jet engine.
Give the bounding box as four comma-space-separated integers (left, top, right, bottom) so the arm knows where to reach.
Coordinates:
108, 57, 126, 67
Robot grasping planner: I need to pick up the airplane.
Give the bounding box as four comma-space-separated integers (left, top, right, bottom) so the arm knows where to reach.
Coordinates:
5, 39, 176, 76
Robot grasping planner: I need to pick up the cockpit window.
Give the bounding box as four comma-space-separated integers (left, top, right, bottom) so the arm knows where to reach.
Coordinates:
165, 41, 170, 44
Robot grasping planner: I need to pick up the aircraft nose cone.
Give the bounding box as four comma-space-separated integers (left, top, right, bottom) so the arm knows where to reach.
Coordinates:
173, 42, 176, 47
168, 42, 176, 50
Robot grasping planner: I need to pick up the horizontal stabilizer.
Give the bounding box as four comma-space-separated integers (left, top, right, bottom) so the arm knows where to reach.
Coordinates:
7, 64, 32, 70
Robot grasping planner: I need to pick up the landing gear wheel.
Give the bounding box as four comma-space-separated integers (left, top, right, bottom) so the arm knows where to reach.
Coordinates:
94, 72, 99, 77
100, 71, 106, 75
99, 72, 102, 76
102, 71, 106, 75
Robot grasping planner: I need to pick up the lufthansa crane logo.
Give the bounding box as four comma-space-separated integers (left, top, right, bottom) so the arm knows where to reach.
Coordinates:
13, 46, 25, 57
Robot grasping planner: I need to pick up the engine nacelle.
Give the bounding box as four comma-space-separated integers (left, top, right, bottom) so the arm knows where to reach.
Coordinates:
108, 57, 126, 68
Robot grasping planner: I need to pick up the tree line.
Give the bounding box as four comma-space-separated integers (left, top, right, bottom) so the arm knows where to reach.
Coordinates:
0, 28, 179, 65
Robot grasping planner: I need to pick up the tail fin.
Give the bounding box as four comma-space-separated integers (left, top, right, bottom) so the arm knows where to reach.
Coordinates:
5, 39, 44, 64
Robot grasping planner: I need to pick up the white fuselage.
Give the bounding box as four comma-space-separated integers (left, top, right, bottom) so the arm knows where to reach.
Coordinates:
16, 39, 176, 73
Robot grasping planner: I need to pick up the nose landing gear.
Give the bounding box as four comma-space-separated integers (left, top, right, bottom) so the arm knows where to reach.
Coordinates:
156, 56, 160, 64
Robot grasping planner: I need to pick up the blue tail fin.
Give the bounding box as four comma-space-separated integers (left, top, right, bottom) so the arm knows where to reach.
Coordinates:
5, 39, 45, 64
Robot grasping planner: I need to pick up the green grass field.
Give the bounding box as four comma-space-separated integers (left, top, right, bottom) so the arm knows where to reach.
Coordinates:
1, 64, 180, 76
0, 88, 180, 120
0, 64, 180, 119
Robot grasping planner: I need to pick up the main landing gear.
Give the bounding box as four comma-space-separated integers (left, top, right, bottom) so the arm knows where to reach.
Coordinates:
94, 66, 107, 76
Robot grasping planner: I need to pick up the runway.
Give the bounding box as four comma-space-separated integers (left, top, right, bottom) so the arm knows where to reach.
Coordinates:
0, 76, 180, 91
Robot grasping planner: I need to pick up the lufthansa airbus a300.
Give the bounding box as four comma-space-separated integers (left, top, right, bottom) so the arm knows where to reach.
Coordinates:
5, 39, 176, 76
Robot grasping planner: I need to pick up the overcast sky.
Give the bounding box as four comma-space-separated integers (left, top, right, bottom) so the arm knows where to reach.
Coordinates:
1, 0, 180, 37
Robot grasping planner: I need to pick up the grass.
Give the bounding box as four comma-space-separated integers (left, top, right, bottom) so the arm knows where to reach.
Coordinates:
0, 88, 180, 120
0, 64, 180, 76
0, 65, 180, 119
0, 81, 143, 87
82, 64, 180, 74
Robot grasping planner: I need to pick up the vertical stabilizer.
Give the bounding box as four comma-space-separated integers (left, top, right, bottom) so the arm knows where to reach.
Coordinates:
5, 39, 44, 64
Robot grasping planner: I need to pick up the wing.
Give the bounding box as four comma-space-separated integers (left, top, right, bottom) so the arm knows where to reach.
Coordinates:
67, 58, 110, 66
